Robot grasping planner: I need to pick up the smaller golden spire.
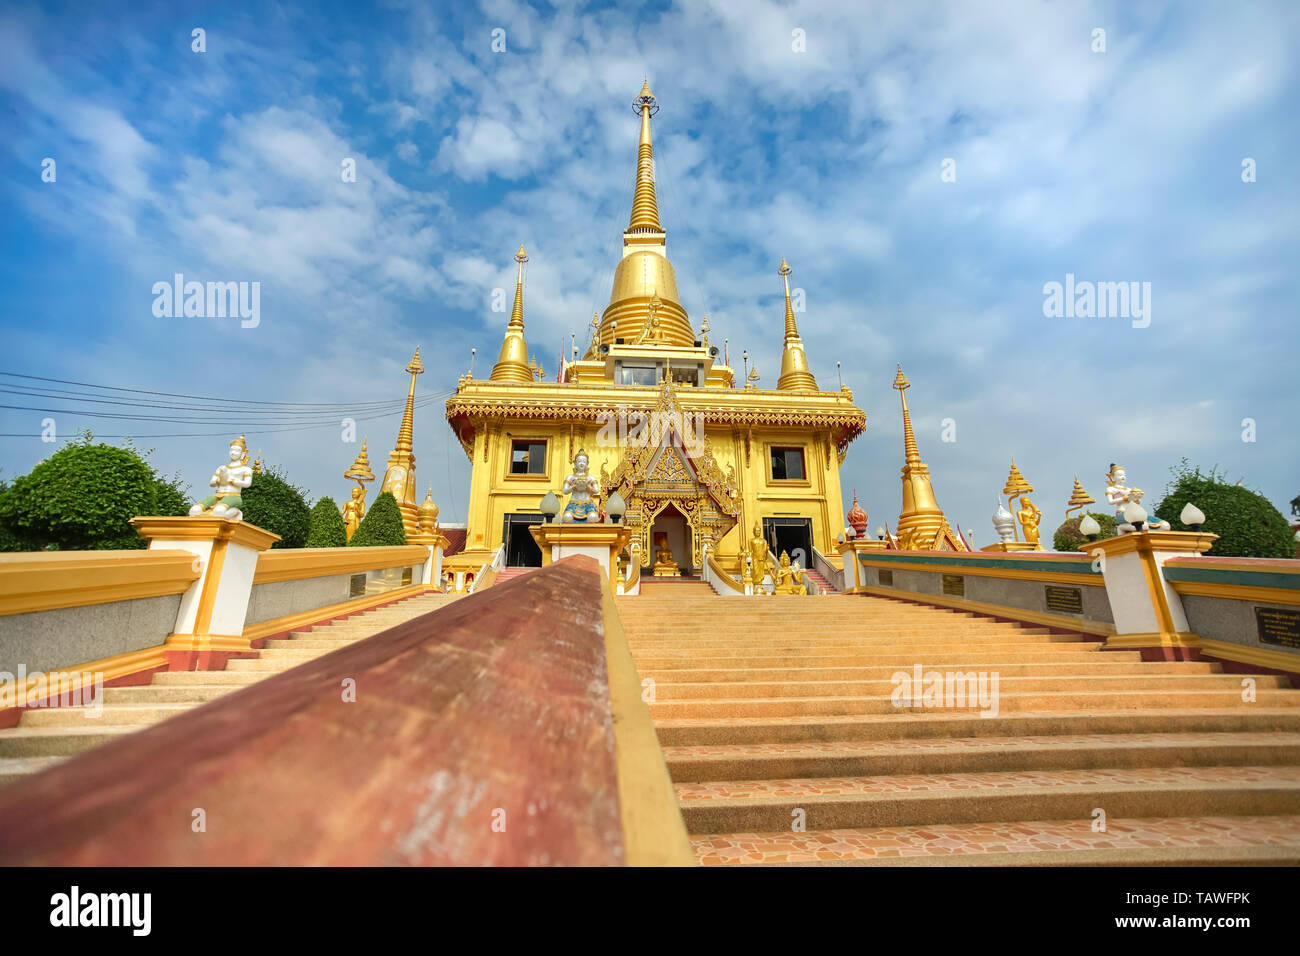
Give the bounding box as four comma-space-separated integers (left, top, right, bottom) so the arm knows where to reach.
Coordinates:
1002, 458, 1034, 502
776, 258, 817, 391
418, 483, 439, 530
490, 246, 533, 383
252, 451, 263, 475
345, 438, 376, 485
1065, 474, 1096, 519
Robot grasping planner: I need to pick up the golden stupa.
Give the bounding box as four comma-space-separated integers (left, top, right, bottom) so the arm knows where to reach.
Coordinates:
892, 366, 967, 551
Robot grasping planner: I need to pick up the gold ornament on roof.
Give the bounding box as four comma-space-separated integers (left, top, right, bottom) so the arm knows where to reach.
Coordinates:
1002, 458, 1033, 501
345, 438, 376, 485
846, 490, 868, 536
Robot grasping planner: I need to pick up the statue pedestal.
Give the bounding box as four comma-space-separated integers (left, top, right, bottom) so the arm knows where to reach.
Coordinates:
130, 516, 280, 670
530, 522, 633, 589
981, 541, 1043, 553
836, 538, 890, 592
1082, 530, 1217, 659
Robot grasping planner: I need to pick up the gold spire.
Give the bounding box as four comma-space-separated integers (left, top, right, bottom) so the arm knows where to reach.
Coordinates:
490, 246, 534, 383
1065, 474, 1096, 519
776, 258, 818, 391
380, 349, 424, 537
1002, 458, 1033, 502
629, 79, 662, 231
892, 365, 965, 550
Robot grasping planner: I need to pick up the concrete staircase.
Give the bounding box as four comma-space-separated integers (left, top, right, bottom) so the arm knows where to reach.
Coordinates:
0, 591, 458, 788
617, 589, 1300, 865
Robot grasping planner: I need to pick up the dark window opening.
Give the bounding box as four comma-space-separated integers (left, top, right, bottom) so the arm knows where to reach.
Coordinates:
510, 440, 547, 475
770, 446, 806, 481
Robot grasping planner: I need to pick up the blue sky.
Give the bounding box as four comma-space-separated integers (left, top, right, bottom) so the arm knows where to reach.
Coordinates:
0, 0, 1296, 540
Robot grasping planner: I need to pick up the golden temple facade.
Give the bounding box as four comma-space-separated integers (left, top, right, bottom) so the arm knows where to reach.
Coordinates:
444, 83, 865, 575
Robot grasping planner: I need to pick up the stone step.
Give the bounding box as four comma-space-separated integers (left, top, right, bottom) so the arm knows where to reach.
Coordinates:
0, 726, 134, 757
665, 732, 1300, 781
263, 637, 363, 649
104, 684, 240, 704
676, 765, 1300, 834
691, 815, 1300, 866
151, 671, 264, 686
0, 756, 68, 787
648, 674, 1283, 701
639, 661, 1220, 682
633, 650, 1125, 669
19, 702, 193, 728
649, 689, 1300, 720
224, 658, 297, 672
653, 708, 1300, 747
629, 640, 1098, 656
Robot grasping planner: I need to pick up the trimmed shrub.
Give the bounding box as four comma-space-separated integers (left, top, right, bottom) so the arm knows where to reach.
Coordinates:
0, 438, 189, 551
348, 491, 407, 547
241, 467, 311, 549
1156, 460, 1293, 558
1052, 511, 1118, 552
305, 496, 348, 549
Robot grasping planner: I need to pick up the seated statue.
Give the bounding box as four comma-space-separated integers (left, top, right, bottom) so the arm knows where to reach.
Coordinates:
652, 532, 680, 577
1104, 463, 1170, 534
773, 550, 805, 595
561, 449, 599, 523
189, 436, 253, 520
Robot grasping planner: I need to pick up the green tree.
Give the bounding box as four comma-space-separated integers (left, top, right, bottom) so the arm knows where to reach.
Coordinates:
348, 491, 407, 547
305, 496, 348, 548
1155, 459, 1293, 558
241, 466, 311, 549
1052, 511, 1118, 552
0, 435, 189, 551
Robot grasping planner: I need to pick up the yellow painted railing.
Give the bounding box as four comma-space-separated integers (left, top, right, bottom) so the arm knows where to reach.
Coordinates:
704, 547, 745, 594
0, 550, 200, 617
623, 543, 641, 594
252, 545, 428, 585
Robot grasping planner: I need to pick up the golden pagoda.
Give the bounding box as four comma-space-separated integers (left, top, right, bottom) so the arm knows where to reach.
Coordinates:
891, 365, 967, 551
445, 84, 866, 576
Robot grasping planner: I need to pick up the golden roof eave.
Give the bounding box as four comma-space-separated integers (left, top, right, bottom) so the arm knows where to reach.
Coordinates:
444, 380, 866, 459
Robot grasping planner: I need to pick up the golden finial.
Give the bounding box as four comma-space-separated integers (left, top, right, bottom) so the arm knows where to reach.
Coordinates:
628, 81, 662, 230
406, 348, 424, 376
1065, 474, 1096, 520
746, 364, 760, 388
514, 244, 528, 264
418, 483, 439, 531
252, 451, 263, 475
892, 365, 910, 391
491, 245, 532, 382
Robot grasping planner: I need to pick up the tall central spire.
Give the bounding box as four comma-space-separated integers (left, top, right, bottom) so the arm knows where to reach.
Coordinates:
490, 245, 534, 383
892, 365, 965, 550
776, 257, 818, 391
628, 78, 662, 232
599, 81, 693, 349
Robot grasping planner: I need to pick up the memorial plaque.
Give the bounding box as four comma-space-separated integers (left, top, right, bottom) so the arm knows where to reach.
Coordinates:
942, 574, 965, 597
1045, 585, 1084, 615
1256, 607, 1300, 649
350, 573, 367, 598
402, 567, 414, 586
878, 569, 894, 587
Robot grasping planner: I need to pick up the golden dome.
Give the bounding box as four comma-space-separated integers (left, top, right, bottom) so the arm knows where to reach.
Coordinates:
846, 491, 868, 535
600, 251, 693, 347
418, 485, 439, 528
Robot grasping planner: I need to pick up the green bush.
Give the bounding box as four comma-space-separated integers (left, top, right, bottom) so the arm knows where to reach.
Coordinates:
1053, 511, 1118, 552
240, 467, 311, 549
348, 491, 407, 547
1156, 460, 1293, 558
0, 437, 189, 551
305, 496, 348, 548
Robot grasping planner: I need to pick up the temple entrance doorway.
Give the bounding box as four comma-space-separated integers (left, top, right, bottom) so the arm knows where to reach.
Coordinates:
762, 517, 813, 569
502, 513, 544, 567
649, 504, 692, 577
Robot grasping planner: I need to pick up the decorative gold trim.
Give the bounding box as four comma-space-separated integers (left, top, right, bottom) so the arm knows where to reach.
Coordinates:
0, 644, 167, 715
1197, 636, 1300, 675
1103, 631, 1200, 650
130, 516, 281, 551
600, 575, 694, 866
193, 534, 229, 635
1081, 530, 1218, 559
252, 546, 429, 584
0, 550, 200, 617
1170, 581, 1300, 608
854, 584, 1115, 637
856, 559, 1103, 588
